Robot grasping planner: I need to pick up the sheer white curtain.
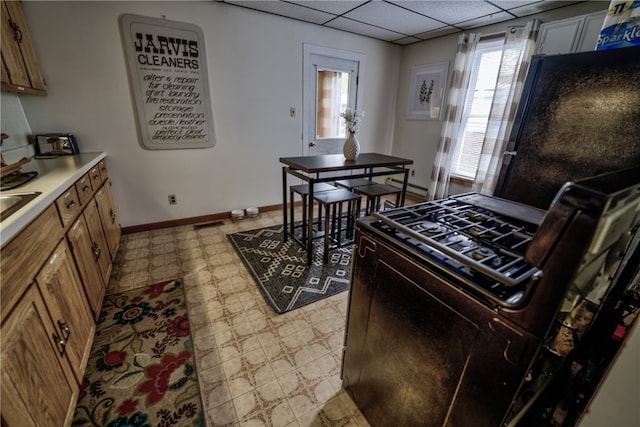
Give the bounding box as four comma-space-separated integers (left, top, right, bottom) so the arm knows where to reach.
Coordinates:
429, 19, 540, 200
429, 33, 478, 200
472, 19, 540, 195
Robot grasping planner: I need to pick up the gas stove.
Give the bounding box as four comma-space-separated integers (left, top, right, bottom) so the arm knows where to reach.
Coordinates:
367, 193, 546, 305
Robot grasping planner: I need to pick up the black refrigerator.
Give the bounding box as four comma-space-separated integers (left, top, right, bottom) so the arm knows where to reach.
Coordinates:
493, 45, 640, 426
494, 45, 640, 210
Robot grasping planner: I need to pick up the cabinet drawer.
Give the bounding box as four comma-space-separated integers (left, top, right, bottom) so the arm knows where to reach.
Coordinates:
98, 159, 109, 182
76, 173, 93, 206
75, 173, 94, 206
55, 186, 82, 227
89, 165, 102, 189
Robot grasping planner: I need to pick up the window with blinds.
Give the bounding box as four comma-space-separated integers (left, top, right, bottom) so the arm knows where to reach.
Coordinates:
451, 36, 505, 179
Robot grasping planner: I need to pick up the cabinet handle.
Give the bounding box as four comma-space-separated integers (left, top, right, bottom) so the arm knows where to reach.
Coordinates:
109, 209, 116, 224
52, 333, 66, 357
83, 185, 90, 193
58, 320, 71, 341
9, 20, 23, 43
92, 241, 101, 261
66, 200, 77, 209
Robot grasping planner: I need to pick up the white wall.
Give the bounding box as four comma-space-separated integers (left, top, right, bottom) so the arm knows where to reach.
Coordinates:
391, 1, 608, 194
17, 1, 401, 227
0, 92, 35, 163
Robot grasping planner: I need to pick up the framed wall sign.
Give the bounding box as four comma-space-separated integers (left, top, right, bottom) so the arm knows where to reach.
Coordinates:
407, 62, 449, 120
120, 14, 216, 150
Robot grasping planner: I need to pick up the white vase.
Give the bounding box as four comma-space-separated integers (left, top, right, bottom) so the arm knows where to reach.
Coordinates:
343, 132, 360, 160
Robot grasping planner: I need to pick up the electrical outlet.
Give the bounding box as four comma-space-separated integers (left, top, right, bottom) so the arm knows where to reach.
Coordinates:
411, 169, 416, 177
290, 107, 296, 117
168, 194, 177, 205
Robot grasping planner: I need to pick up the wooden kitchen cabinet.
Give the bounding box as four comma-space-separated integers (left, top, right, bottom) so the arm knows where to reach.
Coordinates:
1, 156, 119, 427
0, 0, 46, 95
1, 285, 78, 427
95, 180, 121, 261
35, 239, 95, 384
67, 200, 111, 319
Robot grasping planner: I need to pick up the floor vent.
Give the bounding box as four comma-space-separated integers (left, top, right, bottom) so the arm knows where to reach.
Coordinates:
193, 220, 225, 230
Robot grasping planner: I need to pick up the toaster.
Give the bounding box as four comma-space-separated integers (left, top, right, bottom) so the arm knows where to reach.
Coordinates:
34, 133, 80, 156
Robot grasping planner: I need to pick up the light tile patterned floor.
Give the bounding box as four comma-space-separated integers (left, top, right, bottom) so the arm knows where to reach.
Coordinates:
107, 209, 371, 427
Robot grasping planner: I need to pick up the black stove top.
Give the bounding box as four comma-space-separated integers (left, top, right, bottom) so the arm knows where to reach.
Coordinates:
368, 193, 546, 305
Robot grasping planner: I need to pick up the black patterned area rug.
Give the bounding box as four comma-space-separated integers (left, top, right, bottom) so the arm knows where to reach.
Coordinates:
227, 225, 352, 314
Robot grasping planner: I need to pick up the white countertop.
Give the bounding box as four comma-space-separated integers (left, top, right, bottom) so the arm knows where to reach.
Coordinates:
0, 152, 106, 246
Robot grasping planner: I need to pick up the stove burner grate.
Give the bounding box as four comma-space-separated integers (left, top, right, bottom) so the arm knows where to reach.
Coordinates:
371, 195, 541, 289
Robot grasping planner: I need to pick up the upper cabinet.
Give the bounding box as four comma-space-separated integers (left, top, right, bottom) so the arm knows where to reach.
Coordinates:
536, 10, 607, 55
1, 0, 46, 95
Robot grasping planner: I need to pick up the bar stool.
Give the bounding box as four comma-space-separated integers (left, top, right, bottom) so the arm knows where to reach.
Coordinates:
353, 183, 402, 215
312, 188, 362, 264
289, 182, 336, 242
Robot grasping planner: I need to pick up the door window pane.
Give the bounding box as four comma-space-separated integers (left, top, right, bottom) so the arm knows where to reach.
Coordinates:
316, 69, 350, 139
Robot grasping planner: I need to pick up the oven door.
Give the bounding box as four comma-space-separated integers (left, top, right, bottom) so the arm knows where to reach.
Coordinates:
342, 228, 540, 426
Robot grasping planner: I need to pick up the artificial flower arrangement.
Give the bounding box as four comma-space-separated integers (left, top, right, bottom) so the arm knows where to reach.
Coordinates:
340, 108, 365, 134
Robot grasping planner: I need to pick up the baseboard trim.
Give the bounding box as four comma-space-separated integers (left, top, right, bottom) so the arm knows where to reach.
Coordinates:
121, 203, 283, 234
121, 193, 425, 235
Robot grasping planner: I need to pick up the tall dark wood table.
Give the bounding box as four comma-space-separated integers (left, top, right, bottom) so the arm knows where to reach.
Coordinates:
280, 153, 414, 265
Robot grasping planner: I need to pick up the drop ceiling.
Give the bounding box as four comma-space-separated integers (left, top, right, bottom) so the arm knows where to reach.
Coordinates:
219, 0, 585, 45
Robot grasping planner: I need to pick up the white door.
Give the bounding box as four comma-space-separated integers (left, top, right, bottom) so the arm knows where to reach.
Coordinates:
303, 44, 364, 156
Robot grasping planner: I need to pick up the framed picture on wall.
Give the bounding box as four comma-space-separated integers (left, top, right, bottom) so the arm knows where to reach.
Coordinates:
406, 62, 449, 120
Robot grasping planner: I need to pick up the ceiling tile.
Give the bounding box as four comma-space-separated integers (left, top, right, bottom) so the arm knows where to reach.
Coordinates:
325, 16, 407, 41
455, 10, 513, 29
224, 0, 335, 24
414, 25, 463, 40
393, 36, 425, 45
496, 0, 583, 17
344, 1, 443, 35
288, 1, 369, 15
391, 0, 503, 25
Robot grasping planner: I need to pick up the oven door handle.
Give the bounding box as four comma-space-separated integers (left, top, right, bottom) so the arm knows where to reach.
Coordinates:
356, 234, 377, 258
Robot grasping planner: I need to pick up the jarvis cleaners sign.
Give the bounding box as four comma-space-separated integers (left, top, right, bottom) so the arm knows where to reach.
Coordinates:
120, 14, 215, 149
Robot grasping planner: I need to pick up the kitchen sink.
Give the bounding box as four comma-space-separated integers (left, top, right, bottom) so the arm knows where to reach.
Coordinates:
0, 192, 42, 222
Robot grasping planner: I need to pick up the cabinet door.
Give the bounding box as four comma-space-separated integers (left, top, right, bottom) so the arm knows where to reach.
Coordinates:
67, 206, 109, 319
1, 285, 78, 427
536, 17, 584, 54
0, 0, 46, 94
85, 199, 112, 289
1, 0, 30, 87
95, 180, 121, 261
36, 240, 95, 384
576, 11, 606, 52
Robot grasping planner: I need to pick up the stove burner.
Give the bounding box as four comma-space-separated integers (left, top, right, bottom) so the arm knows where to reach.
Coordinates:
445, 233, 473, 247
412, 221, 447, 236
472, 247, 495, 260
467, 211, 491, 222
471, 246, 504, 268
469, 226, 486, 237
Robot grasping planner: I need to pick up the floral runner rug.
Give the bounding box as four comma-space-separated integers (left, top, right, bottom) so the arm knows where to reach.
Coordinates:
73, 279, 204, 427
